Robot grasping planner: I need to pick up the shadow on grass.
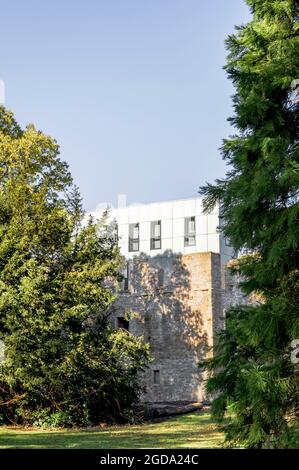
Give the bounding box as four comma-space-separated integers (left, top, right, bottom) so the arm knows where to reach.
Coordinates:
0, 410, 224, 449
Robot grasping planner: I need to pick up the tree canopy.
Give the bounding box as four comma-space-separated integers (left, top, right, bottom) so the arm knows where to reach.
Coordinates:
200, 0, 299, 448
0, 106, 149, 427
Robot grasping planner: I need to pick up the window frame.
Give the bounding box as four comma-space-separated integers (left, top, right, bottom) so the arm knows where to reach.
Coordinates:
184, 216, 196, 247
121, 261, 129, 291
150, 220, 162, 250
153, 369, 160, 385
116, 317, 129, 331
128, 222, 140, 252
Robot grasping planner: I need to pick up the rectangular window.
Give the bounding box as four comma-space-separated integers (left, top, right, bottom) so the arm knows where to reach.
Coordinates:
117, 317, 129, 331
158, 268, 164, 288
129, 223, 139, 252
113, 222, 118, 243
184, 216, 196, 247
153, 370, 160, 385
121, 262, 129, 291
150, 220, 161, 250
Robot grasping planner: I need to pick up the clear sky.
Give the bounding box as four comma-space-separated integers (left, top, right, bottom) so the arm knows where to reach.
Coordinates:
1, 0, 251, 211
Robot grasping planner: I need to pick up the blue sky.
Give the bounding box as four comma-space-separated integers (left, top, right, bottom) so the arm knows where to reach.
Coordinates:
1, 0, 251, 211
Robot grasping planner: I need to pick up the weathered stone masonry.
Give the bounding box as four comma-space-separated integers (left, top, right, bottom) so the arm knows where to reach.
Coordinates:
111, 251, 224, 403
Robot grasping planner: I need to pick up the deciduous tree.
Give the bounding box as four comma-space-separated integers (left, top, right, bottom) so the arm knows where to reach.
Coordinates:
0, 106, 149, 426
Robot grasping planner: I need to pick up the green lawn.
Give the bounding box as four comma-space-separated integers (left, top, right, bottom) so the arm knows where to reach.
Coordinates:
0, 409, 224, 449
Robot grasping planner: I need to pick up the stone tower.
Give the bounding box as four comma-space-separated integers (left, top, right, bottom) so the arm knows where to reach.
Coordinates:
90, 196, 234, 403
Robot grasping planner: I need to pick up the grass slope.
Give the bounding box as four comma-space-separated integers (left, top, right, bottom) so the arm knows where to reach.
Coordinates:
0, 409, 224, 449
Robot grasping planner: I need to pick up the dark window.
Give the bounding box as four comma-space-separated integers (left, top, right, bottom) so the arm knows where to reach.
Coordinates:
153, 370, 160, 385
111, 221, 118, 243
150, 220, 161, 250
184, 216, 196, 247
122, 262, 129, 291
117, 317, 129, 331
158, 268, 164, 288
114, 223, 118, 242
129, 223, 139, 252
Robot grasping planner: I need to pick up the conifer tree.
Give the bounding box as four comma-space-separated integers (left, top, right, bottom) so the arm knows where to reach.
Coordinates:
200, 0, 299, 448
0, 106, 149, 426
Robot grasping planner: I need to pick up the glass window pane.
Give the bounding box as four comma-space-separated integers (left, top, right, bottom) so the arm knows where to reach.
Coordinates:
184, 217, 196, 247
189, 219, 195, 233
150, 221, 161, 250
129, 222, 139, 252
154, 223, 160, 237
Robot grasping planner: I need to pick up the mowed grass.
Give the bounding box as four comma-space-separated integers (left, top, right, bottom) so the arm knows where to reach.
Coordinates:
0, 409, 224, 449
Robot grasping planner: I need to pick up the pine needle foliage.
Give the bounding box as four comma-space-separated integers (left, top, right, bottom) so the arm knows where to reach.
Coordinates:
200, 0, 299, 448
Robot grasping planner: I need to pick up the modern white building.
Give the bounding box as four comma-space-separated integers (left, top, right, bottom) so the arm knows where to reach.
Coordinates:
91, 196, 233, 267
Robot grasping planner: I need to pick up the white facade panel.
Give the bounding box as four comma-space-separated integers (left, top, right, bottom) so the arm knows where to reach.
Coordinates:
149, 203, 162, 221
184, 244, 198, 255
172, 236, 184, 254
161, 218, 173, 239
90, 196, 231, 262
172, 217, 184, 238
138, 240, 149, 255
195, 198, 204, 215
113, 207, 128, 224
172, 200, 187, 218
161, 238, 173, 253
149, 247, 163, 256
160, 202, 173, 220
139, 221, 150, 241
207, 233, 220, 253
207, 213, 219, 234
196, 234, 208, 252
197, 215, 208, 235
118, 223, 128, 243
172, 199, 196, 218
119, 242, 128, 257
128, 206, 141, 223
185, 199, 197, 217
138, 204, 150, 222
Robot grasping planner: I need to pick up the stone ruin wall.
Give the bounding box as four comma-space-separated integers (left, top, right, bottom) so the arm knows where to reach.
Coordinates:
110, 251, 223, 403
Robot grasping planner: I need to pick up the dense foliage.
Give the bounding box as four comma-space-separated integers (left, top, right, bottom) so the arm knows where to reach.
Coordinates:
200, 0, 299, 448
0, 106, 149, 427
